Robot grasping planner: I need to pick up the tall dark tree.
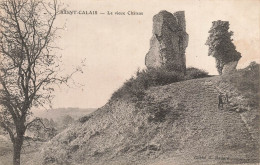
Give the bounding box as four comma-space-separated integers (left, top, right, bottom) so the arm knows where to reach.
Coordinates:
206, 20, 241, 74
0, 0, 81, 164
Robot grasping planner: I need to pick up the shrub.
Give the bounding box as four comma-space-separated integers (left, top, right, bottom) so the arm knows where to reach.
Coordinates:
185, 67, 209, 79
147, 101, 186, 123
110, 68, 184, 102
147, 100, 175, 123
228, 62, 260, 108
78, 115, 92, 123
110, 67, 209, 102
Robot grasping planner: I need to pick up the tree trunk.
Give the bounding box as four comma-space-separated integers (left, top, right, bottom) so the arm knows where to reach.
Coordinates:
13, 136, 23, 165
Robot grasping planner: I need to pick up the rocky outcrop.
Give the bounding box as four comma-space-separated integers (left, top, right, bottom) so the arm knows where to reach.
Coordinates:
145, 10, 189, 73
222, 61, 238, 74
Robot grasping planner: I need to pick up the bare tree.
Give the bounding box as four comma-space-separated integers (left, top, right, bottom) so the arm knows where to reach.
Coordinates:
0, 0, 79, 164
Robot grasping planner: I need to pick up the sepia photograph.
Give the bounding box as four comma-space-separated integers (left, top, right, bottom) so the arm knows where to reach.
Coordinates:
0, 0, 259, 164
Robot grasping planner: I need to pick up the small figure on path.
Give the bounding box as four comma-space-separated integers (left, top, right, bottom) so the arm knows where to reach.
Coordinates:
218, 93, 224, 109
225, 93, 229, 103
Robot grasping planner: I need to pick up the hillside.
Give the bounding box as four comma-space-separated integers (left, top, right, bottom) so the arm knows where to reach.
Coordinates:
32, 108, 96, 121
42, 65, 259, 165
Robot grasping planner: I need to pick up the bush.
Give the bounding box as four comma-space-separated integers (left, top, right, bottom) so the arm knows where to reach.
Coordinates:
110, 67, 209, 102
78, 115, 92, 123
229, 62, 260, 108
147, 101, 186, 123
185, 67, 209, 79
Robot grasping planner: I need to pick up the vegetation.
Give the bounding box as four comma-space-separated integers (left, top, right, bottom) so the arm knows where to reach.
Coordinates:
42, 62, 260, 165
185, 67, 210, 79
225, 62, 259, 108
0, 1, 81, 165
145, 98, 186, 123
26, 118, 58, 141
26, 115, 76, 141
205, 20, 241, 75
0, 112, 80, 165
110, 67, 209, 102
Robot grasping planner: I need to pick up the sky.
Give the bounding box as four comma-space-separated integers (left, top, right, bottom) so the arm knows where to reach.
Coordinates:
49, 0, 260, 109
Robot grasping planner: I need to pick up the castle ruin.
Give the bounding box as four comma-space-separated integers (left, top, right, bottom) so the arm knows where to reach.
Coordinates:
145, 10, 189, 73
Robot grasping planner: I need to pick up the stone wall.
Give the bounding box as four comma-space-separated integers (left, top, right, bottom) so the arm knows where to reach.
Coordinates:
222, 61, 238, 74
145, 10, 189, 73
206, 20, 241, 75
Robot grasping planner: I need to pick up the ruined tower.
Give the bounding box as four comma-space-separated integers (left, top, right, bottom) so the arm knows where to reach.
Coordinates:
206, 20, 241, 75
145, 10, 189, 73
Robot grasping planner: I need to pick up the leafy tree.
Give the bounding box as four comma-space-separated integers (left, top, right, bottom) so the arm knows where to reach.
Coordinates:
206, 20, 241, 74
0, 0, 81, 164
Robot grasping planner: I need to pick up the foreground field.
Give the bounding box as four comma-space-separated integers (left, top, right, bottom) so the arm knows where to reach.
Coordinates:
0, 135, 43, 165
0, 108, 95, 165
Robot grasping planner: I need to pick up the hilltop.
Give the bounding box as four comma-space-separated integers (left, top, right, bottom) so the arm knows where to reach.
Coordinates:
42, 63, 259, 165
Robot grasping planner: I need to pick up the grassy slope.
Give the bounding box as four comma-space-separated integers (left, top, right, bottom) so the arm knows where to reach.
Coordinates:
42, 69, 259, 165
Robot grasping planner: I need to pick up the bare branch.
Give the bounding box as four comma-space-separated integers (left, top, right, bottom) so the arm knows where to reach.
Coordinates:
0, 1, 83, 164
0, 121, 15, 143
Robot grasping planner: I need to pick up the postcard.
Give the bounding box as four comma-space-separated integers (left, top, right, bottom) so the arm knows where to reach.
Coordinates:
0, 0, 259, 164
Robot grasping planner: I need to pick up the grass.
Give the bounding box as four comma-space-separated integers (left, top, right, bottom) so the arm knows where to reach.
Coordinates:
0, 135, 12, 157
0, 135, 44, 165
230, 62, 259, 108
110, 67, 209, 102
42, 63, 260, 165
218, 62, 259, 110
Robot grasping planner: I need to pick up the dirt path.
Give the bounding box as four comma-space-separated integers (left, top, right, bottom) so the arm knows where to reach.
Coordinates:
159, 77, 259, 164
